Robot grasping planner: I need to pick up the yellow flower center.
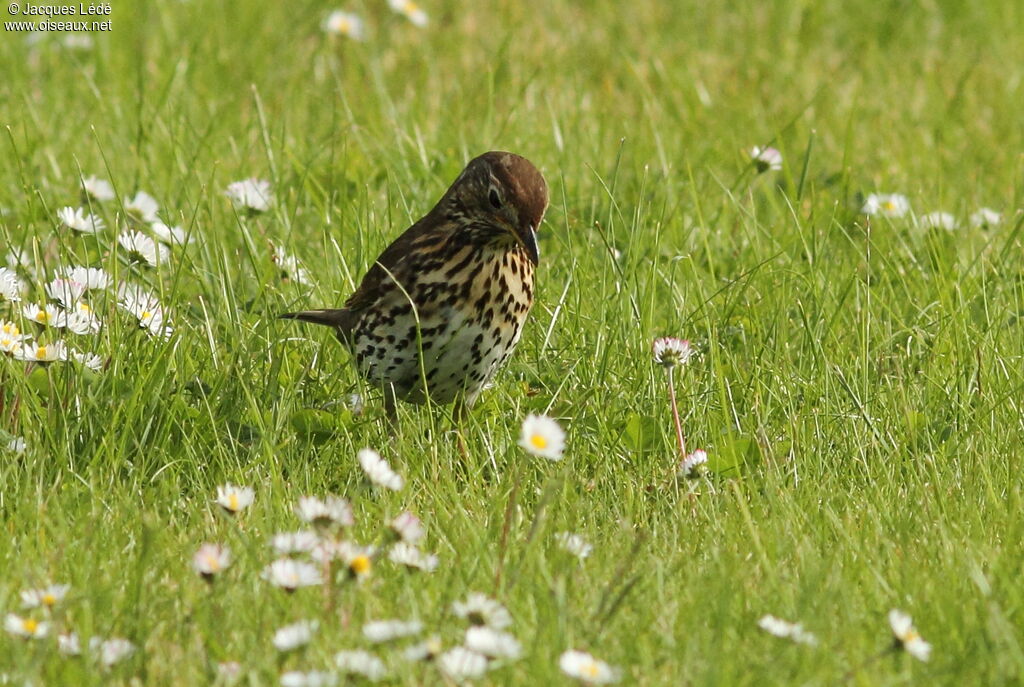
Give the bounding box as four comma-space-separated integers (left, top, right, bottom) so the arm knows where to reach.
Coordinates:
882, 201, 895, 212
582, 662, 600, 677
204, 554, 221, 572
141, 310, 153, 322
36, 346, 48, 358
337, 18, 350, 32
350, 555, 371, 575
35, 311, 49, 323
228, 493, 239, 511
42, 593, 56, 606
78, 302, 91, 314
404, 1, 419, 12
23, 618, 38, 634
2, 323, 17, 335
529, 434, 548, 450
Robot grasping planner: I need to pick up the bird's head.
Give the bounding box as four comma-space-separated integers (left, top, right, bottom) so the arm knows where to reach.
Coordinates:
446, 151, 549, 265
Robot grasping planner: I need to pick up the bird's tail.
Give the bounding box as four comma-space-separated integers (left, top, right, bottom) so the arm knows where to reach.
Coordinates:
279, 308, 351, 331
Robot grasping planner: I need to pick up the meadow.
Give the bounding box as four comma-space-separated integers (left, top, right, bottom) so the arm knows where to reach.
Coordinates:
2, 0, 1024, 684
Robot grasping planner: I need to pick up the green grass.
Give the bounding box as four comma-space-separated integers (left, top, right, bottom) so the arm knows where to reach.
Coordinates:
2, 0, 1024, 683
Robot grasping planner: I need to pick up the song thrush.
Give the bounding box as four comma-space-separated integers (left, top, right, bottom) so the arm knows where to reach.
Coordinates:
282, 151, 549, 415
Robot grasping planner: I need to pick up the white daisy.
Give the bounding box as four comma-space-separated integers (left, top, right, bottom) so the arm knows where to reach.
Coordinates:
82, 175, 115, 202
0, 320, 29, 354
46, 277, 87, 307
295, 495, 355, 528
20, 584, 70, 609
57, 206, 106, 233
70, 349, 104, 371
554, 532, 592, 560
14, 340, 67, 363
889, 609, 931, 662
402, 635, 443, 662
678, 449, 708, 477
363, 619, 423, 643
437, 647, 488, 680
465, 626, 522, 659
226, 178, 272, 213
0, 267, 25, 302
452, 592, 512, 630
192, 543, 232, 579
5, 613, 49, 638
970, 207, 1002, 228
151, 221, 195, 246
118, 230, 169, 266
63, 266, 112, 290
750, 146, 782, 172
652, 337, 693, 367
58, 632, 82, 656
388, 0, 428, 27
90, 637, 135, 666
262, 558, 323, 590
272, 530, 321, 555
920, 211, 957, 230
322, 10, 365, 39
387, 542, 439, 572
334, 650, 387, 681
357, 448, 404, 490
23, 302, 62, 327
273, 620, 318, 652
519, 414, 566, 460
559, 650, 619, 684
124, 191, 160, 223
338, 542, 376, 580
757, 614, 818, 646
55, 309, 102, 335
215, 484, 255, 514
118, 283, 172, 338
270, 244, 313, 286
862, 193, 910, 218
389, 511, 424, 544
280, 671, 338, 687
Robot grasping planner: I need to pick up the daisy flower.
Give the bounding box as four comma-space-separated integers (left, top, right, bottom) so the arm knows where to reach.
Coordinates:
23, 302, 62, 327
403, 635, 443, 662
58, 632, 82, 656
55, 309, 102, 335
334, 650, 387, 681
295, 495, 355, 528
82, 175, 115, 202
63, 266, 112, 290
388, 0, 428, 27
20, 584, 70, 609
559, 650, 619, 684
678, 449, 708, 477
388, 542, 439, 572
862, 193, 910, 218
889, 609, 931, 662
216, 484, 255, 514
46, 277, 88, 307
465, 626, 522, 659
90, 637, 135, 666
970, 207, 1002, 228
273, 620, 318, 652
357, 448, 404, 490
750, 146, 782, 172
0, 321, 29, 354
192, 543, 232, 579
57, 206, 106, 233
226, 178, 272, 213
920, 211, 957, 230
270, 244, 313, 286
438, 647, 488, 680
652, 337, 693, 368
554, 532, 592, 560
14, 340, 67, 362
322, 10, 365, 39
757, 614, 818, 646
280, 671, 339, 687
518, 414, 566, 460
5, 613, 49, 638
70, 349, 104, 371
389, 511, 424, 544
124, 191, 160, 223
452, 592, 512, 630
151, 221, 195, 246
262, 558, 323, 591
117, 283, 172, 338
362, 619, 423, 643
338, 542, 376, 580
272, 530, 321, 555
0, 267, 25, 301
118, 230, 169, 266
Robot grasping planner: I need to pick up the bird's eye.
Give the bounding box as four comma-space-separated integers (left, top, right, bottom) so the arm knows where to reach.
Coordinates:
488, 187, 502, 209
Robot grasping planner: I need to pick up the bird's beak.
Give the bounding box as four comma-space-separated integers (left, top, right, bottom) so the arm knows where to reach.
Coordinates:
518, 224, 540, 265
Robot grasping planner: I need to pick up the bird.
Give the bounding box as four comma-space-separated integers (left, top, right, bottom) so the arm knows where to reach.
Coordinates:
281, 151, 549, 419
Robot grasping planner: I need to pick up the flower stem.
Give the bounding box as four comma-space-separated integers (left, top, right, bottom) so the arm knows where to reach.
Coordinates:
666, 366, 687, 458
